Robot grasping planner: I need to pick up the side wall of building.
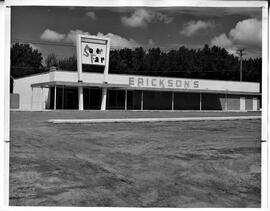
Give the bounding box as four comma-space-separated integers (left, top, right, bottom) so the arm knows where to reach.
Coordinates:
13, 73, 50, 110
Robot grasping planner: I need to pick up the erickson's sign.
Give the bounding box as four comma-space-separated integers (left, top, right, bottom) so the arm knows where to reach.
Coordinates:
129, 76, 200, 89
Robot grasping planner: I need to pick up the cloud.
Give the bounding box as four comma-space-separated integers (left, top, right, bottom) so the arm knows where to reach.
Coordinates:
40, 29, 140, 49
210, 34, 237, 55
65, 29, 87, 43
148, 39, 155, 47
210, 33, 233, 48
29, 43, 39, 51
65, 30, 140, 49
40, 29, 65, 42
85, 11, 97, 20
155, 12, 173, 24
121, 9, 173, 28
210, 18, 262, 58
229, 18, 261, 46
180, 20, 215, 37
97, 32, 139, 49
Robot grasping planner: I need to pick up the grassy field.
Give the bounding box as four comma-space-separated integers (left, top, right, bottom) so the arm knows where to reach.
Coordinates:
9, 111, 261, 207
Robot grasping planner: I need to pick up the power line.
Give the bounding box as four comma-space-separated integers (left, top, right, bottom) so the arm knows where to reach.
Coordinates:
10, 66, 231, 73
11, 66, 44, 69
11, 38, 198, 52
11, 39, 76, 47
11, 38, 133, 51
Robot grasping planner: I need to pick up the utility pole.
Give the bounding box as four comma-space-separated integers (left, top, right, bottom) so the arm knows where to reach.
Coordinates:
236, 48, 246, 81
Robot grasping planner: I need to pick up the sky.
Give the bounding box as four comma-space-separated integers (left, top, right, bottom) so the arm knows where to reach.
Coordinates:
11, 6, 262, 60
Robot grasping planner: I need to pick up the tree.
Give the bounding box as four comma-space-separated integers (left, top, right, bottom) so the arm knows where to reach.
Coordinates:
109, 50, 120, 74
45, 53, 58, 69
118, 48, 133, 74
145, 48, 162, 75
58, 55, 77, 71
106, 45, 262, 82
131, 47, 146, 74
11, 43, 44, 92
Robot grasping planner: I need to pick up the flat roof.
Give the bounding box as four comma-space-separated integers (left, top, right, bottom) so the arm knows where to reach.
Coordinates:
16, 69, 260, 85
31, 81, 129, 88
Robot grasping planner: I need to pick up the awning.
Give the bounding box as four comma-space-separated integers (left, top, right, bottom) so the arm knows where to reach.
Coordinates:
122, 86, 261, 96
31, 81, 261, 96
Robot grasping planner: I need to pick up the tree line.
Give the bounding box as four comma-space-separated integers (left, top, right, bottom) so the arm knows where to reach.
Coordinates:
109, 45, 261, 82
11, 43, 262, 87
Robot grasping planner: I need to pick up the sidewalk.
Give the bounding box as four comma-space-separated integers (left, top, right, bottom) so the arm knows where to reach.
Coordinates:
48, 115, 261, 124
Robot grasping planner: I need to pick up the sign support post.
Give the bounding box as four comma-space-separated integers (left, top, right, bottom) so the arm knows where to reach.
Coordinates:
76, 34, 110, 111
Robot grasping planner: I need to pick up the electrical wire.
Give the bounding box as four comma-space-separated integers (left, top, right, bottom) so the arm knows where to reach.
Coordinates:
11, 38, 198, 51
10, 66, 234, 73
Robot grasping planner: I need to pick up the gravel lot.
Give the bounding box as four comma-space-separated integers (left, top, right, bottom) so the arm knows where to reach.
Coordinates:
9, 111, 261, 207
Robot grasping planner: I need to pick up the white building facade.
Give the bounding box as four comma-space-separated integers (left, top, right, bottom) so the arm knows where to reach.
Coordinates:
13, 67, 260, 111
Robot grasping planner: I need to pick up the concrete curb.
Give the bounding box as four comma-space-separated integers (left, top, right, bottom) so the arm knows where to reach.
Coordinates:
48, 116, 261, 124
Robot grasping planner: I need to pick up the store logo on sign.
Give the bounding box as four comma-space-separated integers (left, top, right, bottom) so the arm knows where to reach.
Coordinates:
129, 76, 200, 89
83, 44, 105, 64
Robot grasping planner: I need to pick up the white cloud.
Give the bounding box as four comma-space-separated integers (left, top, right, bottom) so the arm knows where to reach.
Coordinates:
180, 20, 215, 37
29, 43, 39, 51
65, 30, 139, 49
210, 18, 262, 58
210, 33, 237, 55
155, 12, 173, 24
229, 18, 261, 46
40, 29, 65, 42
65, 29, 89, 43
210, 33, 233, 48
97, 32, 139, 49
121, 9, 173, 28
85, 11, 97, 20
148, 39, 155, 46
40, 29, 140, 49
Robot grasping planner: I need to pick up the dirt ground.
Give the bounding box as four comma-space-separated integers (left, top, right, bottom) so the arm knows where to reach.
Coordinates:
9, 111, 261, 207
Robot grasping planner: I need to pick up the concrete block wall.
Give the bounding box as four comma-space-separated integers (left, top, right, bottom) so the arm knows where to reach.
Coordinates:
245, 96, 253, 110
226, 95, 240, 110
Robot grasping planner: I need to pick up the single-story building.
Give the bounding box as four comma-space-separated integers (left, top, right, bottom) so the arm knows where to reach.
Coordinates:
12, 66, 260, 111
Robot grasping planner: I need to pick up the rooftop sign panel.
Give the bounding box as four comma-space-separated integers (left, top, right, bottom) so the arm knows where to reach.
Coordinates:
81, 37, 108, 66
76, 34, 110, 81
